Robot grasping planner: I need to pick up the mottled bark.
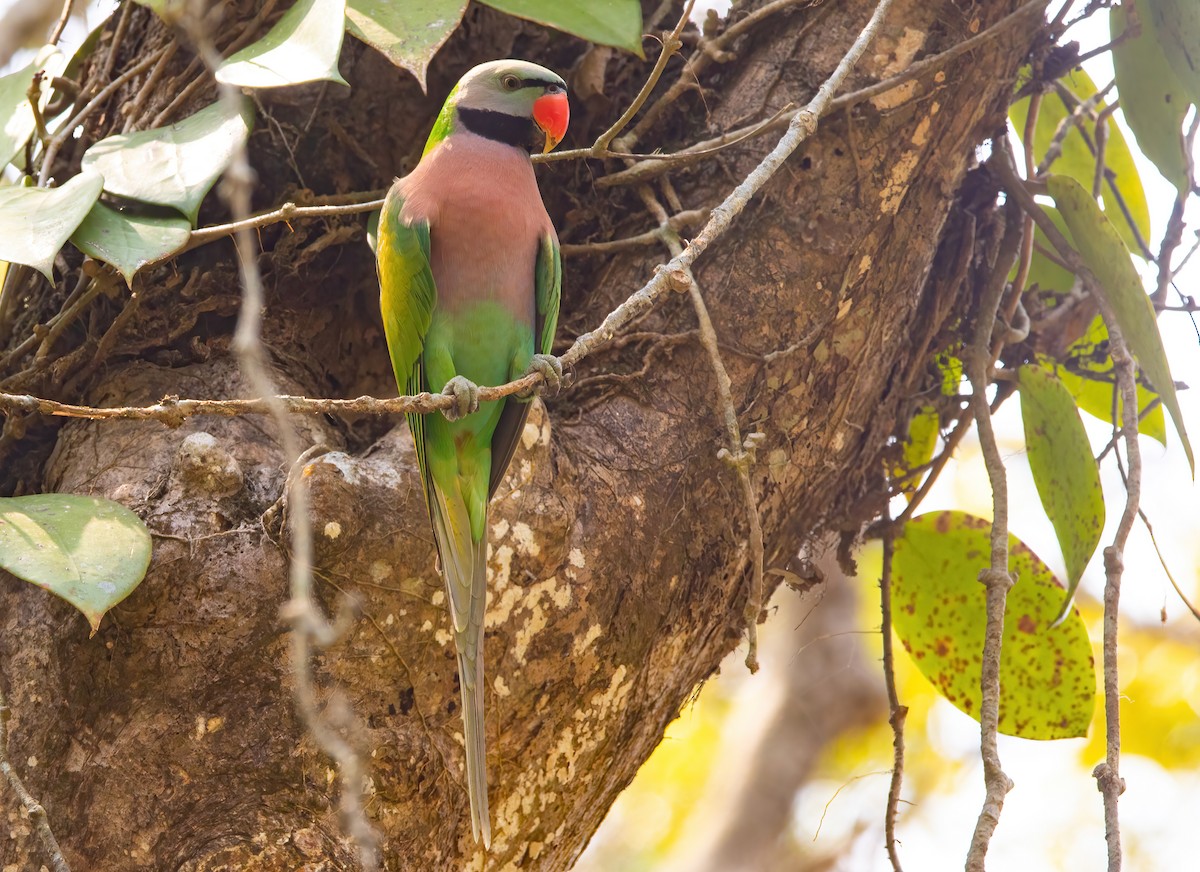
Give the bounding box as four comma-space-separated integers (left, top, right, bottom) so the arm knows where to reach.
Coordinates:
1, 0, 1044, 869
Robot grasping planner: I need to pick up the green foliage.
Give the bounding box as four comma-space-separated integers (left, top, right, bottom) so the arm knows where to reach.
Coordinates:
216, 0, 349, 89
1016, 205, 1074, 294
891, 511, 1095, 739
0, 45, 65, 167
1011, 67, 1150, 254
0, 171, 104, 278
1017, 363, 1104, 616
1057, 315, 1167, 445
80, 98, 255, 224
70, 203, 192, 285
345, 0, 468, 90
478, 0, 646, 56
1147, 0, 1200, 107
0, 494, 152, 635
1048, 174, 1193, 471
1111, 0, 1192, 195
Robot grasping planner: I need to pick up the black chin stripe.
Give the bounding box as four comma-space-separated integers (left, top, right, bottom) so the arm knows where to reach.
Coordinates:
457, 107, 536, 149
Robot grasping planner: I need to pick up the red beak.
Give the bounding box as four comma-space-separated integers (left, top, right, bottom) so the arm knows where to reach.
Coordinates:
532, 92, 569, 153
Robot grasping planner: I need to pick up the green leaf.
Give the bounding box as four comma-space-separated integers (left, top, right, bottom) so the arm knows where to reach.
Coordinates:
1017, 364, 1105, 615
1057, 315, 1167, 446
893, 405, 938, 497
0, 494, 152, 635
217, 0, 348, 89
1048, 174, 1193, 472
0, 45, 66, 169
80, 98, 254, 224
345, 0, 467, 91
1148, 0, 1200, 107
70, 202, 192, 285
1011, 67, 1151, 255
892, 511, 1096, 739
1112, 0, 1192, 195
0, 170, 104, 279
478, 0, 645, 56
1016, 206, 1075, 294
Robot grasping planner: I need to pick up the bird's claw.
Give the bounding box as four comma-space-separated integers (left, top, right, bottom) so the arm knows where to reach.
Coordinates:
441, 375, 480, 421
516, 354, 563, 402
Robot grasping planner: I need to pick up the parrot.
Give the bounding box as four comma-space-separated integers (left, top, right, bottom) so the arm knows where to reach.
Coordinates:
375, 59, 569, 848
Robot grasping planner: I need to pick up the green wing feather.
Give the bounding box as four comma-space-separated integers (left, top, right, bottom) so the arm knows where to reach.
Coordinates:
535, 232, 561, 357
376, 185, 436, 506
486, 231, 562, 499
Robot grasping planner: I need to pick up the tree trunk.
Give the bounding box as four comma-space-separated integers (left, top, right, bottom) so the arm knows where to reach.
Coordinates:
1, 0, 1044, 868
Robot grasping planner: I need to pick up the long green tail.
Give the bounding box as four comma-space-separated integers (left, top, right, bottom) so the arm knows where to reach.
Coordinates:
429, 480, 491, 848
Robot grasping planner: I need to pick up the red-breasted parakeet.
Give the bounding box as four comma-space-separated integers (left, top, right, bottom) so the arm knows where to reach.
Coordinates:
375, 59, 569, 848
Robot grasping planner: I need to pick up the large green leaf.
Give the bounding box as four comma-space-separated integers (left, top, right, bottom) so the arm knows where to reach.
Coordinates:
70, 202, 192, 285
0, 171, 104, 279
1057, 315, 1167, 446
1048, 174, 1193, 472
478, 0, 644, 56
0, 45, 66, 169
1148, 0, 1200, 107
1011, 67, 1150, 255
1112, 0, 1192, 194
0, 494, 152, 635
80, 98, 254, 224
345, 0, 467, 90
216, 0, 348, 89
1018, 364, 1105, 616
892, 511, 1095, 739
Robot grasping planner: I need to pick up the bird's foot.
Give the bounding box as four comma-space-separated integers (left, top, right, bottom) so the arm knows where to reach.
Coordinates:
441, 375, 480, 421
515, 354, 563, 402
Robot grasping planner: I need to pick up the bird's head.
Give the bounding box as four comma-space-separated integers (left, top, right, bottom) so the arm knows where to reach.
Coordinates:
427, 59, 570, 156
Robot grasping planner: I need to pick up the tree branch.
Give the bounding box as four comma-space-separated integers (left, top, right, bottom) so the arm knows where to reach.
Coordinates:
963, 198, 1024, 871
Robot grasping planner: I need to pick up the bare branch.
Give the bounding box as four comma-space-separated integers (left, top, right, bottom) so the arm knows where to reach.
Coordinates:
1094, 319, 1139, 872
963, 198, 1024, 871
880, 511, 906, 872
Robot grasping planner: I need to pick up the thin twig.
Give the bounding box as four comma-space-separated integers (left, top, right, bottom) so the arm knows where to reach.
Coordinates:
963, 198, 1024, 872
0, 679, 71, 872
181, 196, 386, 253
48, 0, 76, 46
594, 0, 694, 153
880, 510, 906, 872
560, 209, 708, 257
1093, 324, 1139, 872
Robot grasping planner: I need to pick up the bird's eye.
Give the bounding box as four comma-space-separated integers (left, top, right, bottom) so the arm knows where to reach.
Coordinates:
501, 75, 520, 91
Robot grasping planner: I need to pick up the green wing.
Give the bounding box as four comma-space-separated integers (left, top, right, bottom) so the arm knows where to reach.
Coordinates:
376, 185, 437, 502
535, 232, 561, 357
486, 231, 561, 499
377, 186, 435, 394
